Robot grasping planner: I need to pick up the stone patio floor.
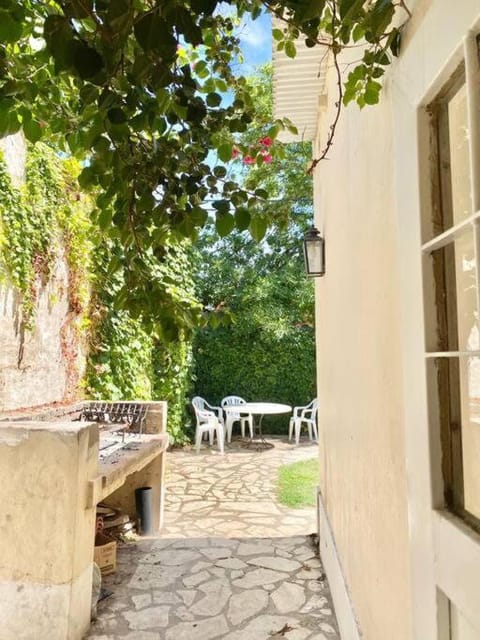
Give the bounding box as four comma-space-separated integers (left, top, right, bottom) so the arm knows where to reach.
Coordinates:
87, 437, 340, 640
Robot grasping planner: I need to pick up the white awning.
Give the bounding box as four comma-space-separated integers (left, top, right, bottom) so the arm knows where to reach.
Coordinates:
272, 27, 329, 143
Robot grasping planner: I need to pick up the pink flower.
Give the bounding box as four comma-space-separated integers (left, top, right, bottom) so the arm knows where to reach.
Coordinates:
231, 147, 240, 159
259, 136, 273, 147
243, 155, 255, 165
260, 149, 273, 163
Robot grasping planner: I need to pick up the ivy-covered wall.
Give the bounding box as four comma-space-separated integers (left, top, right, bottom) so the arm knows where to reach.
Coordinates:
84, 240, 197, 445
0, 136, 92, 410
0, 136, 195, 443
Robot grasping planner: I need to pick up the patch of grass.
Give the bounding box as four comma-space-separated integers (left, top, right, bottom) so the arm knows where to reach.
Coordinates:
276, 457, 319, 508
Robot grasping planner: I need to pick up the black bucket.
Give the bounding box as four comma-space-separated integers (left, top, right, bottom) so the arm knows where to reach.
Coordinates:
135, 486, 154, 535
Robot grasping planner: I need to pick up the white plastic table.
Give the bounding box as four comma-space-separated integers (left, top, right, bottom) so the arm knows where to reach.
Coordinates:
224, 402, 291, 449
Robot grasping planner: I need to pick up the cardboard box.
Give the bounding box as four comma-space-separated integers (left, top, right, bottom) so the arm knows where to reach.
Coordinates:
94, 532, 117, 576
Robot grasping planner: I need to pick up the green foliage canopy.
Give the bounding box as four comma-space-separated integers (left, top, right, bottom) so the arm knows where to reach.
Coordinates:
0, 0, 408, 329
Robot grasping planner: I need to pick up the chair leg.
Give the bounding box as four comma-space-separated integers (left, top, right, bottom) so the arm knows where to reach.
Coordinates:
312, 422, 318, 441
295, 419, 301, 446
247, 416, 253, 439
288, 418, 293, 441
195, 428, 203, 454
216, 423, 224, 454
226, 416, 233, 443
240, 418, 245, 438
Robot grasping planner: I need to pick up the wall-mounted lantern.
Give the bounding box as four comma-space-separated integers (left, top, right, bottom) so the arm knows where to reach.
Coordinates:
303, 226, 325, 277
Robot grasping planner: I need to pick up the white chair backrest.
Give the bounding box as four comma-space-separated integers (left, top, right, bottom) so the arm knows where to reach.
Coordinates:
192, 396, 214, 426
221, 395, 246, 407
192, 396, 206, 412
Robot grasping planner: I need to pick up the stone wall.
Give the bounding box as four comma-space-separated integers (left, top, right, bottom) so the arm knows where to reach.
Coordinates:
0, 134, 85, 412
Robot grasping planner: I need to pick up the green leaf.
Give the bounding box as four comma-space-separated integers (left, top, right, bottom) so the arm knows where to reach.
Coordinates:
78, 165, 96, 188
206, 92, 222, 107
364, 79, 382, 105
175, 7, 203, 46
213, 165, 227, 178
190, 206, 208, 226
255, 188, 268, 199
284, 40, 296, 59
272, 28, 283, 41
0, 103, 20, 137
0, 10, 22, 43
213, 199, 230, 214
369, 0, 395, 38
339, 0, 365, 20
296, 0, 325, 21
134, 13, 177, 59
72, 42, 104, 80
23, 118, 42, 143
352, 24, 365, 42
62, 0, 93, 19
216, 212, 235, 237
234, 207, 251, 231
108, 107, 127, 124
98, 207, 113, 230
249, 216, 268, 242
389, 29, 402, 57
80, 86, 99, 106
44, 15, 75, 70
218, 142, 233, 163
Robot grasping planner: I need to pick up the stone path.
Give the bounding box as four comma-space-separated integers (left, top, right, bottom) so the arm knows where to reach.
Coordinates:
163, 438, 318, 538
87, 437, 339, 640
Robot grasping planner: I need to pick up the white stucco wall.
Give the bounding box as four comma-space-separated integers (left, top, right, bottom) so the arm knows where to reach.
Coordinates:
312, 2, 480, 638
313, 22, 413, 640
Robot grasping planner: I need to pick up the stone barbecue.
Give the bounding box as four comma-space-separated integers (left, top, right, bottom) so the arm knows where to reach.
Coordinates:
0, 399, 168, 640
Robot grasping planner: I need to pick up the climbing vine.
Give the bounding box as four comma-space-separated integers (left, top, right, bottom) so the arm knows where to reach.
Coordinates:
85, 238, 199, 444
0, 0, 411, 324
0, 142, 93, 329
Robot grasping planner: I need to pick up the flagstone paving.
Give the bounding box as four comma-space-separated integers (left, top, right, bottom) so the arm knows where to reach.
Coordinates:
87, 437, 339, 640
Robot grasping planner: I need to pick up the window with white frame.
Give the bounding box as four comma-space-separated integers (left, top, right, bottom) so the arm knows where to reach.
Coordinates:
423, 34, 480, 531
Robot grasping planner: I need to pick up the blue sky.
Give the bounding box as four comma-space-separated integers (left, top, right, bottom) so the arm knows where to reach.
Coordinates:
237, 12, 272, 73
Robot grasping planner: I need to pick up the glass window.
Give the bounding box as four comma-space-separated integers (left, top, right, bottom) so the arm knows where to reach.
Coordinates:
424, 64, 480, 530
448, 83, 472, 225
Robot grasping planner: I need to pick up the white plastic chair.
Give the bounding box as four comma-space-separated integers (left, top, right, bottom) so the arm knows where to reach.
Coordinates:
288, 399, 318, 445
191, 396, 224, 454
221, 395, 253, 443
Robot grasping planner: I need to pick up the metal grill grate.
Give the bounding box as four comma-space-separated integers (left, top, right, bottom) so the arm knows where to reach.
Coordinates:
80, 402, 147, 439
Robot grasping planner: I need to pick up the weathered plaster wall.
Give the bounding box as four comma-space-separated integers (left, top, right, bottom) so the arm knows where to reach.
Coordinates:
0, 135, 85, 412
313, 41, 412, 640
0, 420, 97, 639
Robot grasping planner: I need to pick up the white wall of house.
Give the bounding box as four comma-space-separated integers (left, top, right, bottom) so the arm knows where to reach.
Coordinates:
306, 1, 480, 638
313, 42, 412, 640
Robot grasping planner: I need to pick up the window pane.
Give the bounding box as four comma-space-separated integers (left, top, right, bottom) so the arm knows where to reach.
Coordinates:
448, 83, 472, 225
431, 355, 480, 524
427, 229, 477, 352
461, 355, 480, 519
425, 72, 472, 240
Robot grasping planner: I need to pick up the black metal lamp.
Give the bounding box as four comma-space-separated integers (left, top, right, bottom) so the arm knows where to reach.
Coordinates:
303, 226, 325, 277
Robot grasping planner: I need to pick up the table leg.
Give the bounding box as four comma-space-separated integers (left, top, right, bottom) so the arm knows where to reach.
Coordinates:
241, 414, 273, 450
